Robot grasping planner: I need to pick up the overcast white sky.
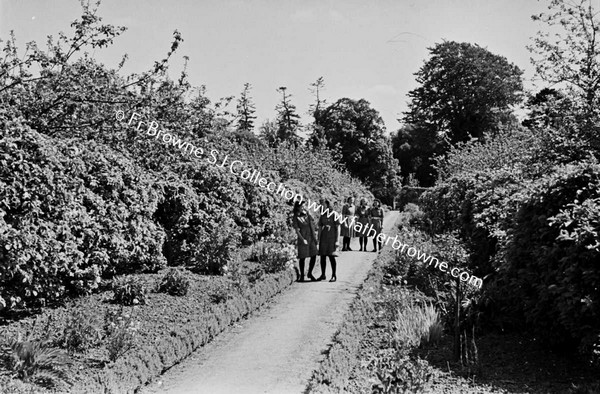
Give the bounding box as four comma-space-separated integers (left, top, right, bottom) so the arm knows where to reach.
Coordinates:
1, 0, 560, 133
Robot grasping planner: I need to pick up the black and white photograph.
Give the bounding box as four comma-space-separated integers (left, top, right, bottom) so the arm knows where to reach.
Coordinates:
1, 0, 599, 393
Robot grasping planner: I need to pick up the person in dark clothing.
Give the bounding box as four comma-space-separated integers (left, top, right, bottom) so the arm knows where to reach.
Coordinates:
341, 196, 356, 251
356, 198, 370, 251
317, 199, 340, 282
292, 200, 318, 282
369, 199, 384, 252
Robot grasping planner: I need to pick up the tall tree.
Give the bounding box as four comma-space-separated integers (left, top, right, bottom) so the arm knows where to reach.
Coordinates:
391, 123, 440, 187
318, 98, 401, 203
307, 76, 327, 147
236, 82, 257, 132
275, 86, 301, 145
529, 0, 600, 151
404, 41, 523, 145
309, 77, 326, 121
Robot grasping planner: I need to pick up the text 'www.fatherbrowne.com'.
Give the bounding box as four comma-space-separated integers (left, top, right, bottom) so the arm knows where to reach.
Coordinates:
115, 109, 483, 289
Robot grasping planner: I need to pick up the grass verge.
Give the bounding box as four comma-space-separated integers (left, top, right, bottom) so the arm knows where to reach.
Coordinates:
305, 214, 433, 393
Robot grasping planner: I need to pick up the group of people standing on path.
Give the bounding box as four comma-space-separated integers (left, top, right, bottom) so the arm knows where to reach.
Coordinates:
291, 196, 385, 283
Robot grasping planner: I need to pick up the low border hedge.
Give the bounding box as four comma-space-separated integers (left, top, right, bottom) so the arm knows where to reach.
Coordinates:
69, 268, 295, 394
0, 267, 295, 394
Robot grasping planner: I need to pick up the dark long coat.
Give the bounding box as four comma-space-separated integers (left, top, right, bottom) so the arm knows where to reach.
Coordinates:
355, 205, 370, 237
341, 203, 356, 237
292, 214, 318, 259
318, 213, 340, 256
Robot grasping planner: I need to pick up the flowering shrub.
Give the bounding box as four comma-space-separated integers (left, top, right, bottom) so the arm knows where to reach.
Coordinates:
249, 237, 296, 274
103, 308, 139, 362
0, 126, 166, 311
0, 5, 371, 317
112, 276, 147, 306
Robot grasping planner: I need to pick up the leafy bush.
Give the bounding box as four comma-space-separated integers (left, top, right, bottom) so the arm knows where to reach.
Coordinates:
185, 217, 241, 275
389, 229, 449, 306
496, 161, 600, 352
421, 126, 557, 276
205, 280, 233, 304
435, 126, 544, 181
397, 203, 429, 232
157, 268, 190, 296
60, 304, 102, 355
371, 351, 432, 394
68, 265, 102, 297
112, 276, 147, 306
396, 187, 429, 211
103, 308, 139, 362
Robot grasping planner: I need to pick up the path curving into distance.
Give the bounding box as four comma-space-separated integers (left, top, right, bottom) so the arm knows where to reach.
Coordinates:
140, 211, 400, 394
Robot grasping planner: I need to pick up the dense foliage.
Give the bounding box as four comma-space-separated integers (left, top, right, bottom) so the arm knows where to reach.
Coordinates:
0, 4, 371, 315
410, 1, 600, 360
308, 97, 402, 204
404, 41, 523, 144
419, 114, 600, 357
500, 162, 600, 352
391, 124, 440, 186
395, 41, 524, 186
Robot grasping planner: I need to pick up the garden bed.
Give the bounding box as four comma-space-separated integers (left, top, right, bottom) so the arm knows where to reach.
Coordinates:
0, 262, 295, 394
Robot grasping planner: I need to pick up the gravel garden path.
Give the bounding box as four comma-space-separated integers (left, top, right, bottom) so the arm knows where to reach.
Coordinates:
140, 211, 399, 394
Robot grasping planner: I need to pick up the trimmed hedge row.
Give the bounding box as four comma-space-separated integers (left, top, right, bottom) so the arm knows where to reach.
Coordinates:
69, 268, 295, 394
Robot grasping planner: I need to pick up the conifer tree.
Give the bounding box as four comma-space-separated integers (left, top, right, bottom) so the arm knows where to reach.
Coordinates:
236, 82, 257, 132
275, 86, 301, 145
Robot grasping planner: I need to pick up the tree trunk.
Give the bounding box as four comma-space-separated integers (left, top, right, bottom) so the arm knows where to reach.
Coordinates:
454, 276, 461, 361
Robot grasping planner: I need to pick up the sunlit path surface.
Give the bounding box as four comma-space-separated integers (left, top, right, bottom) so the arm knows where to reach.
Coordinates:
140, 211, 399, 394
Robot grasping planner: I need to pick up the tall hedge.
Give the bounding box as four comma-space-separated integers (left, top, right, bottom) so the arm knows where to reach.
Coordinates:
0, 8, 372, 314
420, 123, 600, 355
498, 161, 600, 352
0, 123, 166, 309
